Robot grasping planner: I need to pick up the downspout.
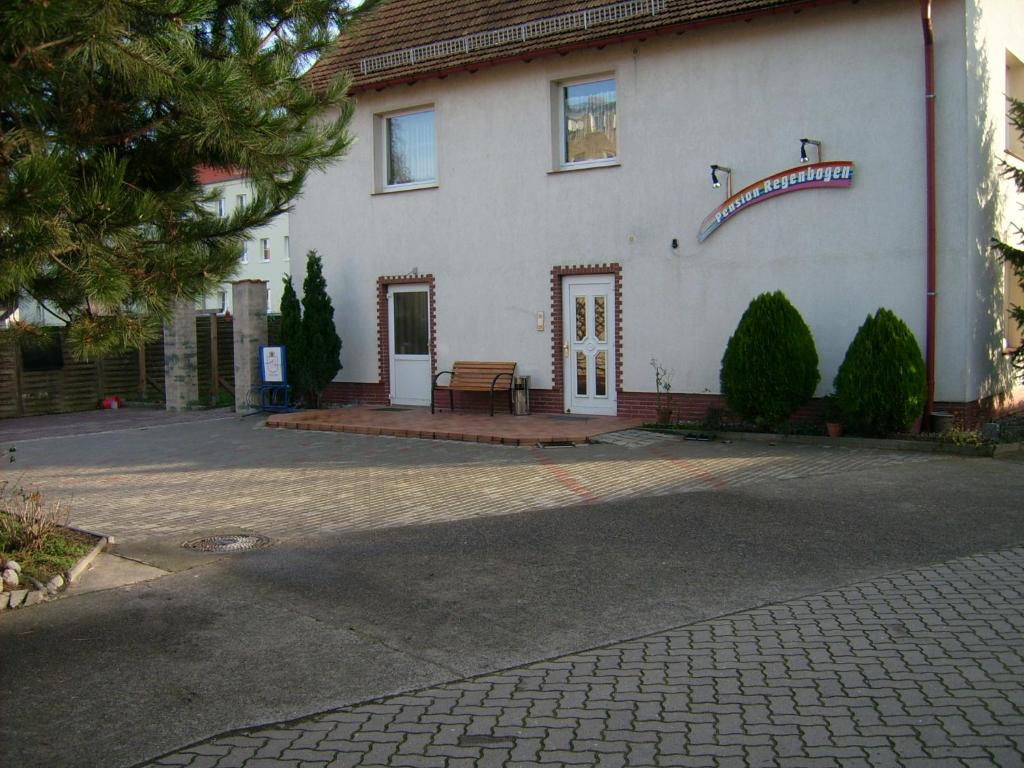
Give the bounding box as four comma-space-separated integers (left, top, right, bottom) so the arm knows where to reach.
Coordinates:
921, 0, 937, 421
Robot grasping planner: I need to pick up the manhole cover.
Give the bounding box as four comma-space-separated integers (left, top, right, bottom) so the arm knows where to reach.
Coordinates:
182, 534, 271, 552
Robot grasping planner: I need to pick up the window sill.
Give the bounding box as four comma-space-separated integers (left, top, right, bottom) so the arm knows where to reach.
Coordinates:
373, 182, 439, 196
548, 161, 621, 175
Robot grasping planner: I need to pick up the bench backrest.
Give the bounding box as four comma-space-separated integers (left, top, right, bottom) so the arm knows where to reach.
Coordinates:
449, 361, 516, 391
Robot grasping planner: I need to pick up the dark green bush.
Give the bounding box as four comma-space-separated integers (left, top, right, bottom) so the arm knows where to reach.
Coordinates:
834, 308, 927, 436
720, 291, 820, 428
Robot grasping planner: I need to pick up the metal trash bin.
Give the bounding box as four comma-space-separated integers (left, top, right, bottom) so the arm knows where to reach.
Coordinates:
513, 375, 531, 416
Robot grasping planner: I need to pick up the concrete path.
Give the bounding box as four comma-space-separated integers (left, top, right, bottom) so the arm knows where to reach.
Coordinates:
146, 545, 1024, 767
1, 416, 1023, 767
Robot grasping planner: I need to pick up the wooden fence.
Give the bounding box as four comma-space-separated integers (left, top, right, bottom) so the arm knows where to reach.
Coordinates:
0, 314, 281, 418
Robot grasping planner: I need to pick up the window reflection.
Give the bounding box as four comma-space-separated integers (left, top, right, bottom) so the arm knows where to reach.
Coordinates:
564, 79, 617, 164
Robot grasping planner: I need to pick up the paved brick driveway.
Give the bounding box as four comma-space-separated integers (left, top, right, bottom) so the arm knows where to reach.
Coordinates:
8, 420, 931, 542
145, 545, 1024, 767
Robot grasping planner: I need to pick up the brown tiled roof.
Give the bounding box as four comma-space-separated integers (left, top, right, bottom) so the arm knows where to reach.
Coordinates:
195, 165, 244, 184
310, 0, 838, 93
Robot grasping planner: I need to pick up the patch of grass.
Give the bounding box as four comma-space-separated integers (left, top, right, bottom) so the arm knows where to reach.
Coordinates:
0, 483, 94, 583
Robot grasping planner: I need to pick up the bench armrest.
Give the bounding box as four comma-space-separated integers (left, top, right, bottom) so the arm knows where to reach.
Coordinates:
433, 370, 454, 387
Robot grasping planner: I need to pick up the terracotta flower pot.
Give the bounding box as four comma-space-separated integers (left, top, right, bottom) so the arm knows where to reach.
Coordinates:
826, 422, 843, 438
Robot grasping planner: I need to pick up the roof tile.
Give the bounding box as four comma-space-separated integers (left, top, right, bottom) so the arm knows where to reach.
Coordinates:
311, 0, 821, 92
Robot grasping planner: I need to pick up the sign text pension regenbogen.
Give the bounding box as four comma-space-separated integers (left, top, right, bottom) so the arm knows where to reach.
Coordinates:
698, 161, 855, 243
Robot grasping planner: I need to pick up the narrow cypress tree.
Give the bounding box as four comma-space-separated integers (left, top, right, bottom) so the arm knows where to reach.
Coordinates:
279, 274, 306, 403
300, 251, 341, 407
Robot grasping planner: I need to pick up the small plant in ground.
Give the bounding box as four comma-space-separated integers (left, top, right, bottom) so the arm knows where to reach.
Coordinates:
0, 482, 69, 553
0, 482, 91, 583
702, 407, 725, 431
834, 308, 927, 436
650, 358, 674, 424
720, 291, 820, 430
941, 423, 985, 447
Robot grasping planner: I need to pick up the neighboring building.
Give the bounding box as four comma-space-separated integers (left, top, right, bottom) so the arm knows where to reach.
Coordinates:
196, 167, 292, 314
292, 0, 1024, 421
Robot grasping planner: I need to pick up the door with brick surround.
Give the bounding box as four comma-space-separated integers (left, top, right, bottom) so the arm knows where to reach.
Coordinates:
388, 284, 431, 406
563, 275, 616, 415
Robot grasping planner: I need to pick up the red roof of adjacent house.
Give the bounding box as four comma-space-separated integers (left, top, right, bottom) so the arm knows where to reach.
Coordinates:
309, 0, 839, 93
195, 166, 245, 185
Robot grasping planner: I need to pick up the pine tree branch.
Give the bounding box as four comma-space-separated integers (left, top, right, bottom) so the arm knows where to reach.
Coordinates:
10, 35, 78, 67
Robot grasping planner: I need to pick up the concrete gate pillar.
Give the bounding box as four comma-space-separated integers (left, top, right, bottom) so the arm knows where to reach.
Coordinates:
233, 280, 269, 414
163, 299, 199, 411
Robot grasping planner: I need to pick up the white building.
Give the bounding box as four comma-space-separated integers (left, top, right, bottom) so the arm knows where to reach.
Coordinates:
293, 0, 1024, 422
197, 167, 292, 315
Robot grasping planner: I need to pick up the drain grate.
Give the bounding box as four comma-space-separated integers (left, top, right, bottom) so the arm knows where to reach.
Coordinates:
182, 534, 271, 553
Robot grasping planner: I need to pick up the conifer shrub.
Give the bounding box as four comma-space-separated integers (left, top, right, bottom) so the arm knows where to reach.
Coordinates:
720, 291, 820, 428
833, 308, 927, 436
279, 274, 307, 400
301, 250, 342, 407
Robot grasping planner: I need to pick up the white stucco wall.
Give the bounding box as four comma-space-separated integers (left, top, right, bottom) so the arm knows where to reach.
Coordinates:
293, 0, 999, 403
201, 176, 292, 314
964, 0, 1024, 402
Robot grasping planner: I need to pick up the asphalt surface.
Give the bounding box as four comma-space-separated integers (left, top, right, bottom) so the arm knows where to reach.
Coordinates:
1, 416, 1023, 767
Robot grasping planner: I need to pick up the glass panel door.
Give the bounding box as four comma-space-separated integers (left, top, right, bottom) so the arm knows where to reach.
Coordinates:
388, 285, 431, 406
563, 276, 616, 415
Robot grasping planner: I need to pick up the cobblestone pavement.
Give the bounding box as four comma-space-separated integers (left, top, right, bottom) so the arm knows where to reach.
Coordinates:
144, 546, 1024, 768
10, 419, 932, 542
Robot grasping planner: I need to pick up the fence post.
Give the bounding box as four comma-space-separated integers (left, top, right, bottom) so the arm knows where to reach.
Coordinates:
163, 299, 200, 411
232, 280, 268, 414
209, 312, 220, 398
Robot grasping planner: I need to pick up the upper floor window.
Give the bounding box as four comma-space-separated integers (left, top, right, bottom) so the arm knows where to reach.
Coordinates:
261, 238, 271, 262
240, 240, 249, 264
558, 76, 617, 168
236, 193, 247, 210
283, 235, 290, 261
1007, 51, 1024, 160
381, 107, 437, 190
216, 198, 225, 217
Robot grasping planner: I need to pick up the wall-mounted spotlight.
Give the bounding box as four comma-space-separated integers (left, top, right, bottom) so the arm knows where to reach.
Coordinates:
710, 164, 733, 197
799, 138, 822, 164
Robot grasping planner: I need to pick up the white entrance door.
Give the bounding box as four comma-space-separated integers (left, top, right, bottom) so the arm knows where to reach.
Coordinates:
563, 275, 616, 415
388, 284, 431, 406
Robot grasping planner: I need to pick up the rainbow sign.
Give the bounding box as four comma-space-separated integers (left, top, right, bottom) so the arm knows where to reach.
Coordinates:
698, 161, 855, 242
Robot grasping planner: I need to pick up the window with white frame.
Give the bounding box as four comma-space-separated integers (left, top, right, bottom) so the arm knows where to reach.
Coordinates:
236, 193, 246, 210
283, 235, 290, 261
261, 238, 271, 262
240, 240, 249, 263
557, 76, 617, 167
380, 107, 437, 189
217, 290, 227, 314
1008, 51, 1024, 159
216, 198, 225, 217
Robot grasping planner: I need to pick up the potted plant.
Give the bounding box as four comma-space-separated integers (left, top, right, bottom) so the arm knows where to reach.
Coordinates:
823, 393, 843, 437
651, 358, 674, 426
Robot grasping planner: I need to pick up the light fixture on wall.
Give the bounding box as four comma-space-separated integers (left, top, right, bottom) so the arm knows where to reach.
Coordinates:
710, 164, 732, 198
799, 138, 822, 164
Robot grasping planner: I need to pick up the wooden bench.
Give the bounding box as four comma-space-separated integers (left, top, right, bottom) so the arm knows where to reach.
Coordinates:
432, 361, 517, 416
